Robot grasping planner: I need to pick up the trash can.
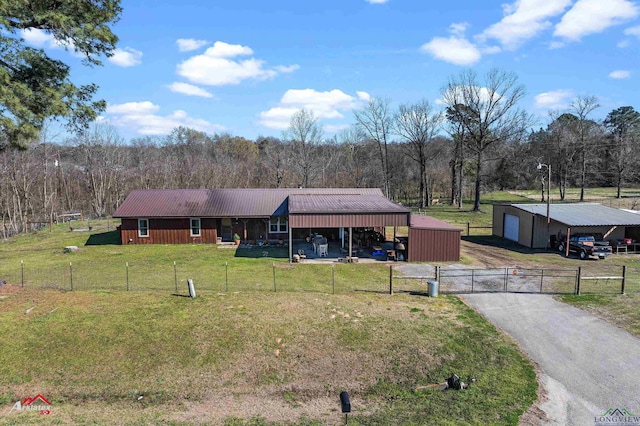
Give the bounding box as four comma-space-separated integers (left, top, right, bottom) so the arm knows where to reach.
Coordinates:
427, 280, 439, 297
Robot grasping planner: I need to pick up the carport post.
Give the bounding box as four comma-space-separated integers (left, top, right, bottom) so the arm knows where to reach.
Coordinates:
621, 265, 626, 295
565, 227, 571, 257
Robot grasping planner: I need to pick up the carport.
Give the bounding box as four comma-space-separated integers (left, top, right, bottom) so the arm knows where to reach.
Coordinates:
286, 194, 410, 262
493, 203, 640, 249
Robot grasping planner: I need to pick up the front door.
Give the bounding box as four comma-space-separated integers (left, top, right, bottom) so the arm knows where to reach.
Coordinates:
221, 218, 233, 241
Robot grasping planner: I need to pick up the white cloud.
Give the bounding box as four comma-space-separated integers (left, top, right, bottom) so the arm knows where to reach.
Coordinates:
20, 28, 81, 56
258, 89, 367, 130
421, 36, 481, 65
105, 101, 223, 135
167, 82, 214, 98
549, 41, 565, 49
365, 0, 389, 3
109, 47, 143, 67
356, 91, 371, 102
554, 0, 639, 41
21, 28, 56, 47
609, 70, 631, 79
176, 38, 209, 52
421, 22, 481, 65
176, 41, 298, 86
106, 101, 159, 115
480, 0, 572, 50
533, 89, 574, 109
624, 25, 640, 37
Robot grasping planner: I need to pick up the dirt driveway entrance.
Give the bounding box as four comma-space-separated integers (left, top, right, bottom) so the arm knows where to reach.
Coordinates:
461, 293, 640, 426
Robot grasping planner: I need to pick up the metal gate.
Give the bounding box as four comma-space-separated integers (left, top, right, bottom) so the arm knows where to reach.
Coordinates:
438, 268, 579, 294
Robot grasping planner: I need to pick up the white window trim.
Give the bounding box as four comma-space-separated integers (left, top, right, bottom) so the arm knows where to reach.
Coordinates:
190, 218, 201, 237
138, 218, 149, 238
269, 217, 288, 234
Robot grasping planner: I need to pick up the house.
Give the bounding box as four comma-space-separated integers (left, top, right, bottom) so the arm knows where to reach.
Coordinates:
113, 188, 462, 262
493, 203, 640, 248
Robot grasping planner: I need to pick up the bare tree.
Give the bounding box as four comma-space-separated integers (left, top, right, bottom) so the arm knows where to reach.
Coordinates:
570, 95, 600, 201
354, 97, 393, 198
75, 124, 125, 217
442, 68, 531, 211
394, 99, 443, 208
603, 106, 640, 198
284, 109, 323, 188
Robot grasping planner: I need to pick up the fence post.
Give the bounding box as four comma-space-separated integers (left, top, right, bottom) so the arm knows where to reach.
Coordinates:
174, 261, 177, 293
126, 262, 129, 291
225, 261, 229, 292
504, 268, 508, 292
467, 222, 470, 236
471, 269, 475, 293
435, 265, 439, 281
621, 265, 626, 295
332, 264, 335, 294
389, 265, 393, 295
69, 262, 73, 291
576, 267, 581, 295
540, 269, 544, 293
21, 260, 24, 288
273, 263, 276, 292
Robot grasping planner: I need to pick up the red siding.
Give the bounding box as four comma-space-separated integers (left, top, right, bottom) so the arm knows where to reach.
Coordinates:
121, 218, 218, 244
408, 228, 461, 262
289, 213, 409, 228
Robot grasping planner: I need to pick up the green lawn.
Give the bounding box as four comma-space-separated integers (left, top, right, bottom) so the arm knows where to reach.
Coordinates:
0, 290, 537, 425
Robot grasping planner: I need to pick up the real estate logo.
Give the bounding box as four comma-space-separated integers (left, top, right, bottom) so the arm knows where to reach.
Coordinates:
7, 394, 51, 415
595, 408, 640, 425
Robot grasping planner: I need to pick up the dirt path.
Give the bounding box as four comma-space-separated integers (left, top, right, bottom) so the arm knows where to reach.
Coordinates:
461, 293, 640, 426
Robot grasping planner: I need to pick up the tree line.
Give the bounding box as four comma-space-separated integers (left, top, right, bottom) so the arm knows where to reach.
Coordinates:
2, 69, 640, 237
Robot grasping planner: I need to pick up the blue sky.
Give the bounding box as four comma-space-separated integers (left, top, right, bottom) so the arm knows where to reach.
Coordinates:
21, 0, 640, 141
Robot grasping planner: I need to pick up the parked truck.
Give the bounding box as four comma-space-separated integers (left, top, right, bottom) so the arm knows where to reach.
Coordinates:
557, 234, 612, 260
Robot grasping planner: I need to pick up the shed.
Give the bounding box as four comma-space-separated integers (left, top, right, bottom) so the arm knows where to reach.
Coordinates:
492, 203, 640, 248
408, 215, 462, 262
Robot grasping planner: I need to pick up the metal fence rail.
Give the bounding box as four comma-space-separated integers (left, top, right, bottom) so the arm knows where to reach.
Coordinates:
0, 261, 634, 296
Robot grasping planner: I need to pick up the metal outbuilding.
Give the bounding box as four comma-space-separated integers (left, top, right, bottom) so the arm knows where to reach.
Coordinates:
408, 215, 462, 262
493, 203, 640, 248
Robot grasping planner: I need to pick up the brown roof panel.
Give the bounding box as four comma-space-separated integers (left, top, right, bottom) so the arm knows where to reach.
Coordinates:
410, 214, 462, 231
288, 194, 410, 214
113, 188, 385, 218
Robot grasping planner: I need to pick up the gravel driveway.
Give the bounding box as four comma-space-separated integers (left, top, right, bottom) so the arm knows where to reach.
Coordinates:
461, 293, 640, 426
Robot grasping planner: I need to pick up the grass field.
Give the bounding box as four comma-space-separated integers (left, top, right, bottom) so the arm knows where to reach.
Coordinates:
0, 289, 536, 425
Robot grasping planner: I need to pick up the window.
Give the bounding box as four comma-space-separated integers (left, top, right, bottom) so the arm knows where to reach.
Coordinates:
138, 218, 149, 237
190, 218, 201, 237
269, 217, 288, 234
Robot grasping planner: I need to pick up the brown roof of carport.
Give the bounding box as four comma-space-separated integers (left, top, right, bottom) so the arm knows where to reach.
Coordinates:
288, 194, 410, 228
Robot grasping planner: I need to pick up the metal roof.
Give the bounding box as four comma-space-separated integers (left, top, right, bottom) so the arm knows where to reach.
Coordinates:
510, 203, 640, 226
113, 188, 385, 218
288, 194, 409, 214
410, 214, 462, 231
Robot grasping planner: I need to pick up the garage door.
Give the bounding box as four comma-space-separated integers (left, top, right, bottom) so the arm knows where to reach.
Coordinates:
504, 214, 519, 242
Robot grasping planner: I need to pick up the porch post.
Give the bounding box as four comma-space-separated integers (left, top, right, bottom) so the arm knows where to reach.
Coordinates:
349, 226, 353, 259
289, 224, 293, 263
340, 227, 345, 248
